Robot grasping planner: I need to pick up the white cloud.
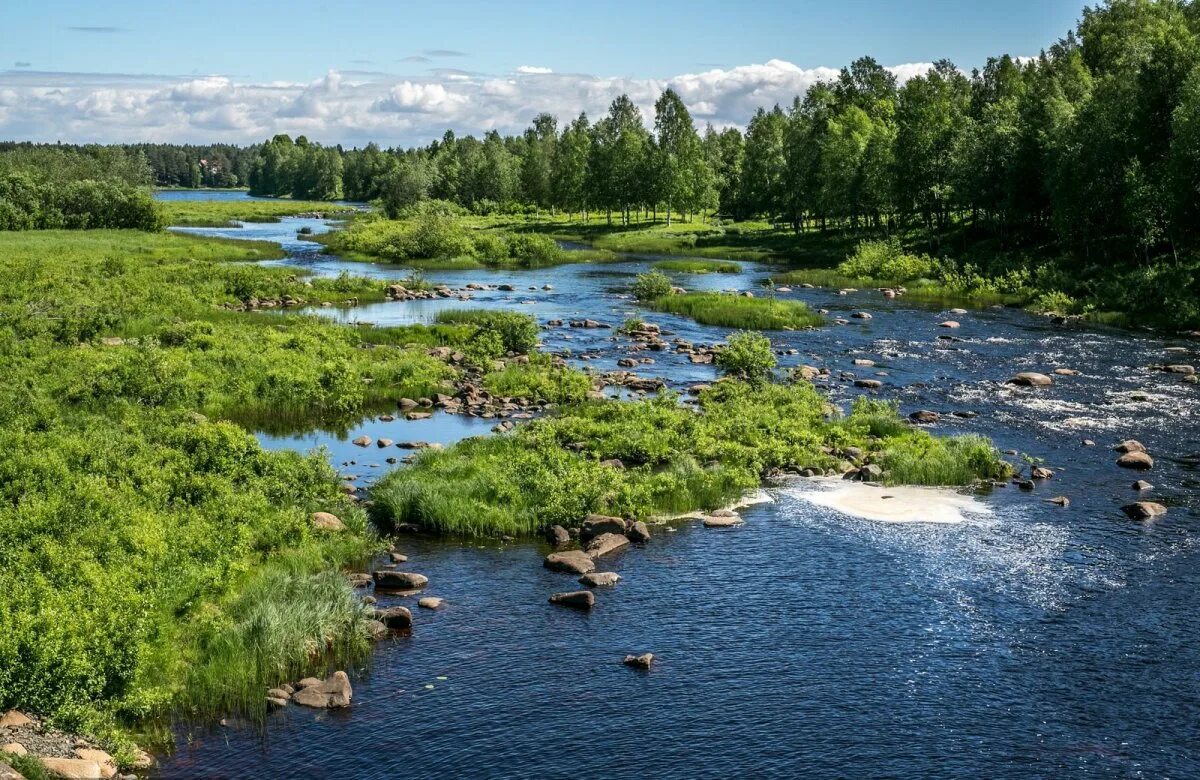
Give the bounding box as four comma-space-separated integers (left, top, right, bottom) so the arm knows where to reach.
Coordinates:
0, 60, 936, 146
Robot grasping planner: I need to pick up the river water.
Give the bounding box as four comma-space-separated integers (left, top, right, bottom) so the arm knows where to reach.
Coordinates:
157, 207, 1199, 779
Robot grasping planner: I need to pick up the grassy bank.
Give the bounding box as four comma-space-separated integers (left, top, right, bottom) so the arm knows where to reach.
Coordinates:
369, 385, 1011, 538
0, 228, 493, 754
160, 198, 355, 227
653, 258, 742, 274
647, 292, 824, 330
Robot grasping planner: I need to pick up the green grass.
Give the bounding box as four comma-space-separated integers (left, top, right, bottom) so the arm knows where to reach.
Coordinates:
370, 381, 1011, 538
481, 355, 594, 404
161, 199, 354, 227
653, 258, 742, 274
647, 292, 825, 330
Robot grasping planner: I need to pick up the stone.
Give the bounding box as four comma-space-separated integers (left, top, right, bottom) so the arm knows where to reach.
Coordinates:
352, 435, 371, 447
376, 438, 394, 448
1, 745, 26, 757
1164, 364, 1196, 375
417, 597, 444, 610
623, 653, 654, 669
373, 571, 428, 590
40, 758, 103, 780
291, 671, 353, 708
390, 552, 408, 563
586, 532, 630, 559
851, 311, 872, 319
374, 606, 413, 630
580, 514, 627, 541
1031, 466, 1054, 480
1114, 439, 1147, 454
0, 761, 24, 780
626, 520, 651, 543
1132, 480, 1154, 491
600, 458, 625, 469
1116, 452, 1154, 470
549, 590, 595, 609
1045, 496, 1070, 507
266, 687, 292, 700
939, 320, 960, 328
579, 572, 621, 587
1054, 368, 1080, 376
547, 525, 571, 547
1009, 372, 1053, 387
346, 572, 372, 588
908, 410, 940, 424
544, 550, 596, 575
703, 512, 744, 527
0, 712, 31, 729
362, 619, 389, 640
407, 412, 433, 421
1122, 501, 1168, 520
296, 677, 323, 689
854, 379, 883, 389
311, 512, 344, 532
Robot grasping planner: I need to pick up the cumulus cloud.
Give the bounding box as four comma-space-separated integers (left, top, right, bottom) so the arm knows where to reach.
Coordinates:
0, 60, 936, 146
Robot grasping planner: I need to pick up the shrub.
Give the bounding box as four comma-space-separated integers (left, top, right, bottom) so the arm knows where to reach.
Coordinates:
838, 239, 939, 281
435, 310, 539, 354
632, 270, 674, 301
648, 292, 824, 330
716, 331, 777, 385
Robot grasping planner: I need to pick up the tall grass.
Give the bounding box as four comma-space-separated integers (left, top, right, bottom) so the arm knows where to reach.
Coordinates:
648, 292, 825, 329
161, 199, 353, 227
652, 259, 742, 274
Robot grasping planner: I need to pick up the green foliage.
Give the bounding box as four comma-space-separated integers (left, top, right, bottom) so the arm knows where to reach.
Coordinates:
632, 270, 674, 300
160, 198, 351, 227
648, 292, 824, 330
838, 239, 939, 281
434, 309, 540, 354
481, 355, 593, 404
652, 258, 742, 273
370, 380, 1009, 537
716, 331, 778, 384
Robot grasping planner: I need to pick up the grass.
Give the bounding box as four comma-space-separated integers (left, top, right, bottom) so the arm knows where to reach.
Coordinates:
653, 258, 742, 274
481, 355, 594, 404
369, 382, 1011, 538
646, 292, 825, 330
160, 199, 354, 227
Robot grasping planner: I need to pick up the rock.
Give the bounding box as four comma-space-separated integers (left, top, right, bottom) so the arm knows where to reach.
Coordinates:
376, 438, 394, 448
703, 510, 744, 527
1113, 439, 1146, 454
296, 677, 323, 689
626, 521, 651, 543
586, 532, 630, 559
1054, 368, 1080, 376
851, 312, 872, 319
579, 572, 621, 587
1116, 452, 1154, 470
549, 590, 595, 609
0, 761, 24, 780
417, 597, 444, 610
1009, 372, 1053, 387
346, 572, 372, 588
1045, 496, 1070, 507
266, 695, 289, 708
939, 320, 960, 328
547, 525, 571, 547
854, 379, 883, 389
1132, 480, 1154, 491
130, 749, 155, 770
362, 619, 389, 639
311, 512, 344, 532
266, 687, 292, 700
580, 514, 627, 541
374, 606, 413, 630
0, 712, 31, 729
407, 412, 433, 421
908, 410, 940, 424
1164, 364, 1196, 374
623, 653, 654, 669
352, 435, 371, 447
390, 552, 408, 563
600, 458, 625, 469
373, 571, 428, 590
543, 550, 596, 575
1122, 501, 1168, 520
858, 463, 884, 481
1031, 466, 1054, 480
291, 671, 353, 708
1, 744, 25, 758
39, 758, 102, 780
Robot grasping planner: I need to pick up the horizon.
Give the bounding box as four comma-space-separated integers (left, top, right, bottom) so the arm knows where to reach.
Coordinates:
1, 0, 1084, 147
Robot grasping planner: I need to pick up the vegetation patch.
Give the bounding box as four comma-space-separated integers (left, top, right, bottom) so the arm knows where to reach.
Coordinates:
647, 291, 825, 330
161, 198, 354, 227
653, 258, 742, 274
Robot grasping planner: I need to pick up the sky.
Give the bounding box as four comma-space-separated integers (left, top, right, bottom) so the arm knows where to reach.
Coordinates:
0, 0, 1085, 147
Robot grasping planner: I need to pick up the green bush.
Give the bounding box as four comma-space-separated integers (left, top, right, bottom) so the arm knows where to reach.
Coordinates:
648, 292, 824, 330
632, 270, 674, 300
838, 239, 939, 281
435, 309, 539, 354
716, 331, 777, 384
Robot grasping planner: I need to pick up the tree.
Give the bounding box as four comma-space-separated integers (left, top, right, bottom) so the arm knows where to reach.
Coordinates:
520, 113, 558, 215
741, 106, 788, 221
553, 113, 591, 219
652, 88, 703, 224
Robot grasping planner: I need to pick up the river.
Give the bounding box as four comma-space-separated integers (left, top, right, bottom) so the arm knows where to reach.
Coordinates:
157, 203, 1199, 778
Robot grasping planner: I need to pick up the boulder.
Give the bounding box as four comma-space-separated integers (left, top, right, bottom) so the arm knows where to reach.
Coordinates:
626, 521, 651, 543
543, 550, 596, 575
623, 653, 654, 669
1132, 480, 1154, 491
854, 379, 883, 389
39, 758, 102, 780
362, 619, 389, 639
296, 677, 323, 689
939, 321, 960, 329
851, 312, 872, 319
546, 525, 571, 547
352, 435, 371, 447
291, 671, 353, 708
1114, 439, 1146, 454
580, 514, 627, 541
1116, 452, 1154, 470
703, 511, 744, 527
579, 572, 621, 587
1122, 501, 1168, 520
1, 745, 26, 758
0, 712, 31, 729
1031, 467, 1054, 480
548, 590, 595, 609
266, 687, 292, 701
0, 760, 24, 780
586, 532, 630, 559
1054, 368, 1080, 376
1009, 372, 1053, 387
908, 410, 940, 424
376, 438, 394, 448
311, 512, 344, 532
346, 572, 372, 589
417, 597, 444, 610
374, 606, 412, 630
1164, 364, 1196, 375
1045, 496, 1070, 507
372, 571, 428, 590
390, 552, 408, 563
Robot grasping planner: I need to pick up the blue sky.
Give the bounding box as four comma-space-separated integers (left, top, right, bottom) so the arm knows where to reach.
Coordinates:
0, 0, 1087, 145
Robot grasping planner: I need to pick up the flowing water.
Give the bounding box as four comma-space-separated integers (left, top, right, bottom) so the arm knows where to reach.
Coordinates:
155, 206, 1200, 778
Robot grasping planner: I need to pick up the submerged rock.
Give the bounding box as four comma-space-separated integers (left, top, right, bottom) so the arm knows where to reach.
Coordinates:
292, 671, 353, 709
579, 572, 621, 587
1009, 372, 1053, 387
549, 590, 595, 609
543, 550, 596, 575
586, 532, 630, 559
623, 653, 654, 669
1132, 480, 1154, 491
352, 435, 371, 447
703, 509, 744, 527
417, 597, 444, 610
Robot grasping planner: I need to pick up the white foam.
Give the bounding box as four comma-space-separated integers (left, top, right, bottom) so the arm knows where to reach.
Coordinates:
781, 479, 990, 524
